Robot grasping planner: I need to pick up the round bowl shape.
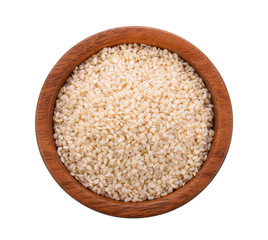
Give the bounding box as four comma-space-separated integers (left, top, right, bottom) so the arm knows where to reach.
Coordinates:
36, 26, 232, 218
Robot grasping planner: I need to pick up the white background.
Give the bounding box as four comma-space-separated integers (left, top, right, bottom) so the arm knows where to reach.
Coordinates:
1, 0, 267, 239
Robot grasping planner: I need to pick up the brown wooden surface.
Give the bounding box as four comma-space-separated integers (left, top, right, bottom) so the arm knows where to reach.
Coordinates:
35, 26, 233, 218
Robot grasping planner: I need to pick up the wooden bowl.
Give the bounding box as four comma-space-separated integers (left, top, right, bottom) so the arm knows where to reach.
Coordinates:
36, 26, 232, 218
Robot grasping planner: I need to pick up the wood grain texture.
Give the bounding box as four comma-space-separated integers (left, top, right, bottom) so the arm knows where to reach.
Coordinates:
35, 26, 233, 218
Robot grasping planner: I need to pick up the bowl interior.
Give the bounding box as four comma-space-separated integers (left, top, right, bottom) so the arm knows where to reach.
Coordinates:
36, 26, 232, 218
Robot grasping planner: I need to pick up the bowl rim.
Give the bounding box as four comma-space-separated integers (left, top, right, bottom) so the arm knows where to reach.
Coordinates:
36, 26, 233, 218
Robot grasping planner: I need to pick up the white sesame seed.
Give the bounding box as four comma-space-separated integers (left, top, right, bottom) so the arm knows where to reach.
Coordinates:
53, 44, 214, 202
